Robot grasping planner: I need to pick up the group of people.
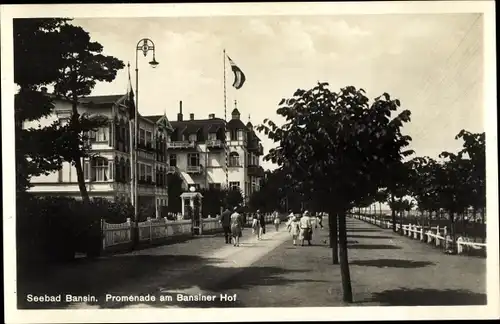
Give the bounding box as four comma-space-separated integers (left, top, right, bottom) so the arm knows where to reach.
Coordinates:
286, 210, 322, 246
218, 207, 324, 247
219, 208, 281, 247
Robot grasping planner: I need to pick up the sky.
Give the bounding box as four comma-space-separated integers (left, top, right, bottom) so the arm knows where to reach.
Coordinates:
72, 13, 484, 171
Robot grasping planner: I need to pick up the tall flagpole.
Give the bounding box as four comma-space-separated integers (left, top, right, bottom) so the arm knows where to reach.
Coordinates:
223, 49, 229, 191
127, 63, 134, 207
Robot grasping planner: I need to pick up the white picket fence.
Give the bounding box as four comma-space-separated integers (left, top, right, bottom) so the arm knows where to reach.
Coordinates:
353, 214, 486, 255
101, 213, 277, 251
101, 216, 221, 251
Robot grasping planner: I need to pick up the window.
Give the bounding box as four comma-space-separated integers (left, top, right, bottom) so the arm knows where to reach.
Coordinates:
188, 153, 199, 167
247, 153, 252, 166
230, 129, 238, 141
229, 152, 240, 167
115, 156, 120, 181
238, 130, 244, 141
125, 159, 130, 182
90, 127, 108, 142
120, 158, 126, 182
139, 128, 146, 146
58, 168, 63, 182
146, 131, 152, 147
91, 157, 109, 181
146, 165, 152, 183
139, 163, 145, 181
209, 183, 221, 190
169, 154, 177, 167
208, 133, 217, 141
229, 181, 240, 191
188, 134, 197, 142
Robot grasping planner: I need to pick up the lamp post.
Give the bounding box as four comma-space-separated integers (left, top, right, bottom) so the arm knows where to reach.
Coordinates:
133, 38, 159, 245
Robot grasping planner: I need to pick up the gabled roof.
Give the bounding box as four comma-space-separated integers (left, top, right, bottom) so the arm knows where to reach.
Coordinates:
227, 118, 246, 130
144, 116, 226, 138
79, 94, 126, 106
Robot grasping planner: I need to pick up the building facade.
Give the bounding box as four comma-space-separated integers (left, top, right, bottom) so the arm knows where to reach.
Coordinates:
146, 101, 265, 201
26, 93, 170, 216
26, 94, 264, 212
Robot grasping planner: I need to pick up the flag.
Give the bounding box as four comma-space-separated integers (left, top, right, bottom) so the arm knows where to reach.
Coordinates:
125, 63, 136, 120
156, 112, 174, 133
227, 55, 246, 89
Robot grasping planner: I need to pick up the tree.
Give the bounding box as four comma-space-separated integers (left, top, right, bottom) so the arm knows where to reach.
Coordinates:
14, 18, 70, 193
257, 83, 413, 302
456, 130, 486, 223
199, 187, 226, 217
52, 24, 124, 203
167, 173, 183, 213
225, 188, 244, 209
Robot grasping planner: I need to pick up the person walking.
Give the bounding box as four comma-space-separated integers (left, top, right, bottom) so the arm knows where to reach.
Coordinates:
251, 213, 261, 240
299, 210, 313, 246
273, 210, 280, 232
316, 212, 324, 229
257, 210, 266, 239
230, 207, 243, 247
286, 215, 300, 246
220, 207, 232, 244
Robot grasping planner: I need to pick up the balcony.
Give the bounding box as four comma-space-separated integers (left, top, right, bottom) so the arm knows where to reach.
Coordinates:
167, 141, 196, 149
206, 139, 224, 149
247, 165, 264, 177
167, 166, 177, 174
247, 142, 264, 155
186, 165, 203, 174
137, 142, 157, 153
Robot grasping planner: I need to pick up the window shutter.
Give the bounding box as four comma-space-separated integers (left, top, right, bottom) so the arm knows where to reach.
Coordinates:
109, 161, 114, 180
84, 160, 90, 181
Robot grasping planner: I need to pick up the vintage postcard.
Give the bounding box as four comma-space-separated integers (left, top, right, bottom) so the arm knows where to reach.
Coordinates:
2, 1, 498, 323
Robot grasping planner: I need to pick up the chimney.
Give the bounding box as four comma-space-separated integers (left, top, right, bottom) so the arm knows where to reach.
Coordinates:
177, 101, 183, 121
40, 87, 48, 94
190, 113, 194, 121
208, 113, 215, 119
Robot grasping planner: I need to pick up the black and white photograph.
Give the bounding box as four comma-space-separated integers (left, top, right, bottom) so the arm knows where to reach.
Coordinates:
2, 1, 498, 323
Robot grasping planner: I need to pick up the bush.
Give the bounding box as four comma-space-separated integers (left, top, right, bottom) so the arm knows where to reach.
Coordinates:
17, 195, 135, 268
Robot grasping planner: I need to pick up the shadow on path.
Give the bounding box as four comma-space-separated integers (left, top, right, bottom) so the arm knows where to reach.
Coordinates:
348, 244, 402, 250
348, 234, 393, 239
350, 259, 435, 268
362, 288, 487, 306
18, 251, 325, 309
346, 229, 382, 233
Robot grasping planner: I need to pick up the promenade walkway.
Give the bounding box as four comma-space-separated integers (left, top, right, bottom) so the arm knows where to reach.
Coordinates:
17, 217, 486, 309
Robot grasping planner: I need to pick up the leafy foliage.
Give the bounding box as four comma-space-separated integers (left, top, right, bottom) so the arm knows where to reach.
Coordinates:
257, 82, 414, 303
225, 188, 244, 209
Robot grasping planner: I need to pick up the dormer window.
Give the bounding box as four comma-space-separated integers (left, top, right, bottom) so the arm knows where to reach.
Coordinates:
230, 129, 238, 141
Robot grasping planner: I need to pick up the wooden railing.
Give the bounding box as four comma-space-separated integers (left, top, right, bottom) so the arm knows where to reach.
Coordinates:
101, 216, 222, 251
351, 214, 486, 256
166, 141, 196, 149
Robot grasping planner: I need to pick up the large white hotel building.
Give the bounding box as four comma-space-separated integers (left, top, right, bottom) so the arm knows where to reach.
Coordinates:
26, 92, 265, 214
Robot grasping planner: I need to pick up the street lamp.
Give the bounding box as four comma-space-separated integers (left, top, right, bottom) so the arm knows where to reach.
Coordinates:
133, 38, 159, 245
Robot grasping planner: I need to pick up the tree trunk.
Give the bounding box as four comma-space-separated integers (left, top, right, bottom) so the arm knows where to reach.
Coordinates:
391, 194, 396, 232
338, 210, 353, 303
449, 210, 456, 253
328, 208, 339, 264
71, 102, 90, 204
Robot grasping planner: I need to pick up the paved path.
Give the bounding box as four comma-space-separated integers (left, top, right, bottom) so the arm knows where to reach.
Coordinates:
18, 217, 486, 309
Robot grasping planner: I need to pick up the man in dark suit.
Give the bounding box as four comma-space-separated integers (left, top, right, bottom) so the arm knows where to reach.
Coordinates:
220, 207, 232, 244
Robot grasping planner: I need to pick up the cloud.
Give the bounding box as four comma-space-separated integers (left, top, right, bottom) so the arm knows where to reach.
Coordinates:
248, 18, 275, 37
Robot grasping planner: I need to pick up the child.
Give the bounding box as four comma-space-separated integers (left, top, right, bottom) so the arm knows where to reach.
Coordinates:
287, 215, 300, 246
